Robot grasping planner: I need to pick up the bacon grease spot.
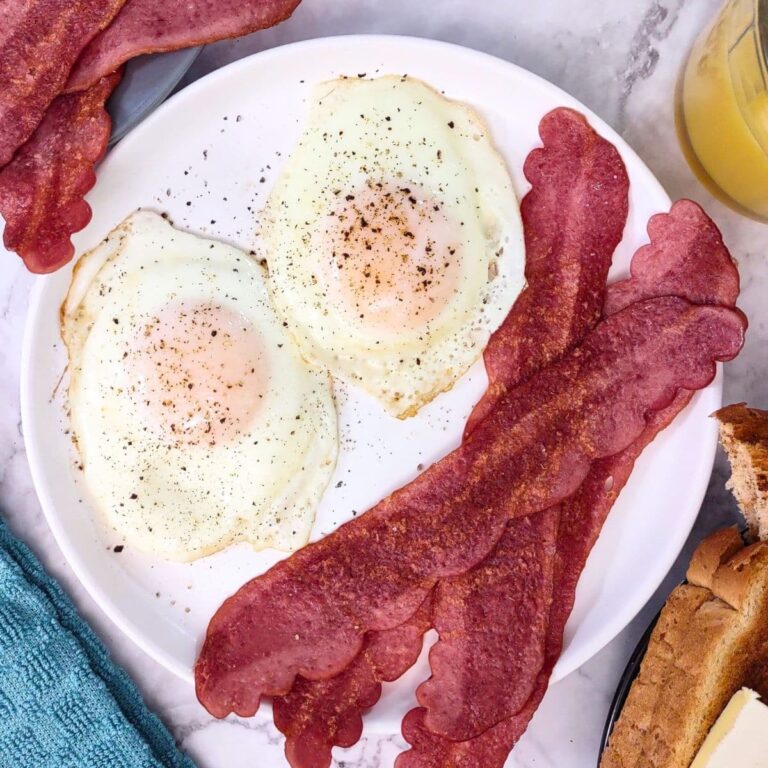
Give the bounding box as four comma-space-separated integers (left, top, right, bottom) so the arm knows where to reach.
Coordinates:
131, 303, 266, 446
318, 181, 461, 330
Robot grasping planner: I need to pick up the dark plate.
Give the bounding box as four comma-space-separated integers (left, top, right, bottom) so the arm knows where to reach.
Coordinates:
107, 47, 202, 145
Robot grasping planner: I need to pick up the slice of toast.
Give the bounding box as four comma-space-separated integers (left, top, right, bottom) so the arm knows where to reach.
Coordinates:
715, 403, 768, 541
600, 528, 768, 768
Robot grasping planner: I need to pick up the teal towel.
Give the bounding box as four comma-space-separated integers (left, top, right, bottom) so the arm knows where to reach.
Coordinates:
0, 519, 196, 768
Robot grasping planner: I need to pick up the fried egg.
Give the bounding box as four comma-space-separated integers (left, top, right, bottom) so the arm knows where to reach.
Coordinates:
263, 76, 525, 418
61, 211, 337, 562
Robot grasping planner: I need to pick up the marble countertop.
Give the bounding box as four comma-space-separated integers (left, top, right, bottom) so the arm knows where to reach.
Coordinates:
2, 1, 767, 766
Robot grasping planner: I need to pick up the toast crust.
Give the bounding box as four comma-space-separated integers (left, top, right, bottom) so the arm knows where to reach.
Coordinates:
687, 526, 743, 591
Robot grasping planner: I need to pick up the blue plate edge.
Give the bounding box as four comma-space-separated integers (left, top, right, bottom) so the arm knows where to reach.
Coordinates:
108, 47, 203, 146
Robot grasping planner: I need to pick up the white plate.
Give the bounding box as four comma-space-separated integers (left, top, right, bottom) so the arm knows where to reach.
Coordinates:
20, 36, 720, 733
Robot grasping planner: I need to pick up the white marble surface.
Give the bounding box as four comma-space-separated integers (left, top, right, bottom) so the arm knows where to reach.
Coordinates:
2, 1, 767, 766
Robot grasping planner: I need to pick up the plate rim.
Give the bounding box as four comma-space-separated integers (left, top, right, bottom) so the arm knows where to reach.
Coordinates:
21, 34, 718, 703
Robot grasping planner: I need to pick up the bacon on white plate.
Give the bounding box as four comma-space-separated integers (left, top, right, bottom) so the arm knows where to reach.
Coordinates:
0, 0, 126, 168
195, 292, 745, 719
0, 74, 120, 274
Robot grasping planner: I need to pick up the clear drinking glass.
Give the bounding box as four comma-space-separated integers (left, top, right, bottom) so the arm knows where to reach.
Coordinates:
677, 0, 768, 221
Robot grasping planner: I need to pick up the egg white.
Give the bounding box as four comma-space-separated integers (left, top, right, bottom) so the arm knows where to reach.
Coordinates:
61, 211, 338, 562
262, 76, 526, 418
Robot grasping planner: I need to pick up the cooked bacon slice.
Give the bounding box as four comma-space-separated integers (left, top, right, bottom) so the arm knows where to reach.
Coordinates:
195, 295, 745, 719
400, 200, 741, 764
0, 74, 119, 274
418, 510, 559, 740
267, 106, 631, 766
398, 407, 684, 768
604, 199, 739, 315
0, 0, 126, 167
417, 107, 628, 741
397, 398, 689, 768
273, 596, 433, 768
464, 107, 629, 435
65, 0, 302, 93
3, 0, 302, 273
415, 201, 742, 741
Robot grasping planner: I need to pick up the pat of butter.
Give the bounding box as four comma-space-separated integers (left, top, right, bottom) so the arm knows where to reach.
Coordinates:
691, 688, 768, 767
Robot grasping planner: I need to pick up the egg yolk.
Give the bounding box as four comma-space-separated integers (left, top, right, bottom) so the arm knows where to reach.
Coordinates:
318, 181, 461, 330
131, 302, 266, 447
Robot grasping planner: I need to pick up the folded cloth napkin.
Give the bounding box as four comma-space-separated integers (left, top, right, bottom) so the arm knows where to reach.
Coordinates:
0, 518, 195, 768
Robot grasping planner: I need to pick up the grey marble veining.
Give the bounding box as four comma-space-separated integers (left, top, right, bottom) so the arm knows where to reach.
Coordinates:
1, 1, 766, 766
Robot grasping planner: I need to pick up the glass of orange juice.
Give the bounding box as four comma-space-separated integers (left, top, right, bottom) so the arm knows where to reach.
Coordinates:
677, 0, 768, 220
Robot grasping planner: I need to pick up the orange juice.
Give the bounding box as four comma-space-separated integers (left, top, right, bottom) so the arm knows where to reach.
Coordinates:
678, 0, 768, 220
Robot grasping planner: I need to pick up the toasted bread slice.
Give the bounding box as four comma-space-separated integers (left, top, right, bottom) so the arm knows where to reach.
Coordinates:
716, 403, 768, 541
601, 529, 768, 768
